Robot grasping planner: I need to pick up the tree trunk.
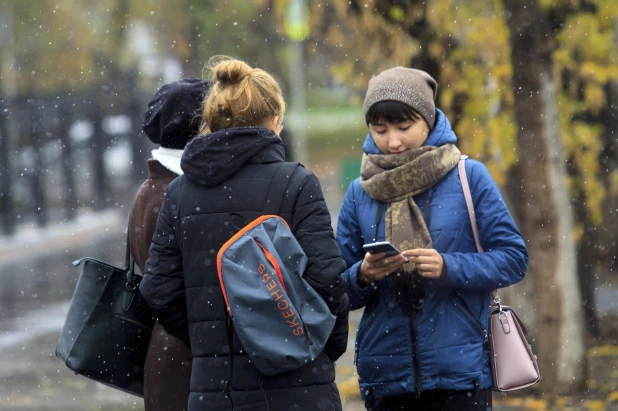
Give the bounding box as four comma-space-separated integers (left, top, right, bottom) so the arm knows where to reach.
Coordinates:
574, 188, 601, 338
29, 99, 48, 227
126, 72, 151, 187
184, 0, 204, 79
90, 101, 109, 211
0, 95, 15, 235
597, 79, 618, 277
586, 79, 618, 337
567, 79, 618, 341
503, 0, 586, 393
58, 96, 77, 221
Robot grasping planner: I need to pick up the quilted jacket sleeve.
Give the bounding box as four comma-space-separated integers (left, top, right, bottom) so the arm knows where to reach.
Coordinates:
440, 161, 528, 291
139, 184, 190, 347
337, 180, 380, 310
292, 171, 350, 362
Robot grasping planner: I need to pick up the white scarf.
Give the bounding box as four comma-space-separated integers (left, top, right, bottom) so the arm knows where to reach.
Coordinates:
151, 147, 184, 175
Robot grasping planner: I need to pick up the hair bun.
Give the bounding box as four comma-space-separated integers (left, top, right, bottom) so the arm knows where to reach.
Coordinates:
213, 59, 252, 85
201, 56, 285, 133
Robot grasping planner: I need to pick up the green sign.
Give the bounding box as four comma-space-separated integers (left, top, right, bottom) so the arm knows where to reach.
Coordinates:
285, 0, 310, 41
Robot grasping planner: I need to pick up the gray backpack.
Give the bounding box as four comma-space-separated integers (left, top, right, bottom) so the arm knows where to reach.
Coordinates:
216, 162, 336, 375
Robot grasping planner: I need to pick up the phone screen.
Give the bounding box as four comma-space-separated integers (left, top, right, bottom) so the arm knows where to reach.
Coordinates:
362, 241, 402, 257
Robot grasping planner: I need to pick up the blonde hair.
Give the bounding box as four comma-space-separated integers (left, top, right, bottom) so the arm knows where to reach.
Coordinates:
200, 56, 286, 134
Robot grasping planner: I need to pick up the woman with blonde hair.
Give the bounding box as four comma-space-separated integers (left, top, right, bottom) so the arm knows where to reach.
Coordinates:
140, 57, 349, 411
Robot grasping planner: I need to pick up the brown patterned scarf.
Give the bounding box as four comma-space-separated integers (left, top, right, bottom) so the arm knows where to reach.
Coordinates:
360, 144, 461, 295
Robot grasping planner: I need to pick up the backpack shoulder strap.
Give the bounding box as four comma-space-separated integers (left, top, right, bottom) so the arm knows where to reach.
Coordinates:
263, 162, 301, 216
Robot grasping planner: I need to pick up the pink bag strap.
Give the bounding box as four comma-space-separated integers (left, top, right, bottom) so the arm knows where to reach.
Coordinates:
458, 155, 500, 306
458, 156, 484, 253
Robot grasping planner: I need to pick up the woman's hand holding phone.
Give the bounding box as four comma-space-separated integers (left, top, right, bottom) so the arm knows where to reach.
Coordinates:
358, 251, 408, 287
358, 246, 445, 287
402, 248, 445, 280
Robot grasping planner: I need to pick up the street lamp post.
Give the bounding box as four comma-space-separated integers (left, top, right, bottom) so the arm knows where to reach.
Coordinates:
285, 0, 309, 165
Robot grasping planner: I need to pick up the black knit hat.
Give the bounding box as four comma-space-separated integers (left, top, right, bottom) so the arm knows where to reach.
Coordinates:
143, 79, 213, 149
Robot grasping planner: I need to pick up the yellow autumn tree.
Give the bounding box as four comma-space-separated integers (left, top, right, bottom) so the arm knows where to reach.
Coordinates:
549, 0, 618, 338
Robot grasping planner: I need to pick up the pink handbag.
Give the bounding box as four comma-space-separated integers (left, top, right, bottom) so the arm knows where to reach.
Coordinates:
458, 155, 540, 391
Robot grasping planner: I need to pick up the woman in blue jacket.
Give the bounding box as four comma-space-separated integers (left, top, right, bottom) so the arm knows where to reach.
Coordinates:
337, 66, 528, 410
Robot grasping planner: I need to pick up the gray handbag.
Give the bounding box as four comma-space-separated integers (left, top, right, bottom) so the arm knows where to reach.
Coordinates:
458, 155, 540, 391
56, 231, 154, 397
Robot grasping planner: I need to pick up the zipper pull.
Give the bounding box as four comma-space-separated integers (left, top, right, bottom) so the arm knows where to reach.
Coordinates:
415, 384, 421, 397
474, 379, 480, 396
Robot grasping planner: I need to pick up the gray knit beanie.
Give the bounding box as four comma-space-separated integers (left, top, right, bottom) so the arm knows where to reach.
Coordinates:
363, 67, 438, 129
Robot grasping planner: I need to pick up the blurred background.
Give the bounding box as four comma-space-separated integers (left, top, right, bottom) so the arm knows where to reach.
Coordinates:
1, 0, 617, 410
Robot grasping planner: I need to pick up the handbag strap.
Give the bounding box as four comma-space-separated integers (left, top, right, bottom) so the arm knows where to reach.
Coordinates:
263, 162, 301, 217
124, 222, 136, 286
458, 156, 483, 253
457, 155, 500, 307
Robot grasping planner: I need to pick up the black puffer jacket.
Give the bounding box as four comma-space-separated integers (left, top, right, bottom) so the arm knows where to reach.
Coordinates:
140, 127, 349, 411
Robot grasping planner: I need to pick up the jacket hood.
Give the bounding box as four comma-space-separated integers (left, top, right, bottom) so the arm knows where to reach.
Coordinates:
362, 108, 457, 155
181, 127, 285, 187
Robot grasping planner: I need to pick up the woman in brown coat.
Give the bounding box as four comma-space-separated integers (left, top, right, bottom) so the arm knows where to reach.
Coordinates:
129, 79, 211, 411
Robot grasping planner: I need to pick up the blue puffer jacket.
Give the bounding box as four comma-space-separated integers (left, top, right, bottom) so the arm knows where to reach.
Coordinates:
336, 109, 528, 401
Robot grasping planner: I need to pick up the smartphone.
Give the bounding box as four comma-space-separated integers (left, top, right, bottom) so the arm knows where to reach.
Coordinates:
362, 241, 407, 260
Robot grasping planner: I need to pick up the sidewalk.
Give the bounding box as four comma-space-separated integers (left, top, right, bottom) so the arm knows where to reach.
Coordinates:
0, 209, 125, 266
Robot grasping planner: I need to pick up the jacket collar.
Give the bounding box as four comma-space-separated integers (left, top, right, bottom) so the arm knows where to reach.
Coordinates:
151, 147, 183, 175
